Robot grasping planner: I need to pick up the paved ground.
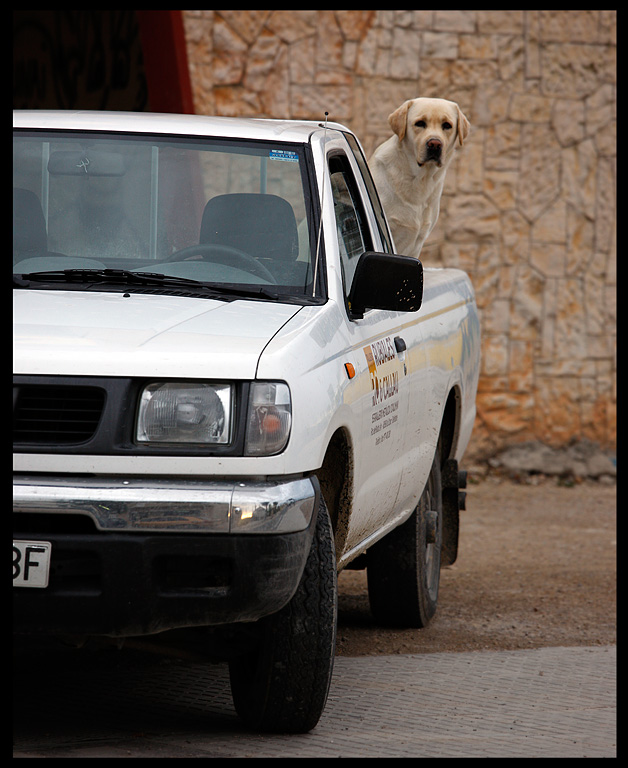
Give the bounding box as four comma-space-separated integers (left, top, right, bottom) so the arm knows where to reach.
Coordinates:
13, 644, 616, 758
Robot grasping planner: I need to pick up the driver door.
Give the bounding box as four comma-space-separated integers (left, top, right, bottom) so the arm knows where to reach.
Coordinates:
329, 149, 412, 549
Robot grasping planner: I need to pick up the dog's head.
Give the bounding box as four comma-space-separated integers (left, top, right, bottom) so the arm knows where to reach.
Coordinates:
388, 97, 470, 168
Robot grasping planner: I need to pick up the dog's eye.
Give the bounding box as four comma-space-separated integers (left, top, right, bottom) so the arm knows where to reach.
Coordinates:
442, 122, 452, 130
414, 120, 426, 128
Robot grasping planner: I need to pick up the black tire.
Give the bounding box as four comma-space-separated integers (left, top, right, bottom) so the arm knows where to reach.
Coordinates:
367, 449, 442, 628
228, 495, 337, 733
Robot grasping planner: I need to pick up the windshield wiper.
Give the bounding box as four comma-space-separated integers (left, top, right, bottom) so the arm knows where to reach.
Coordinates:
205, 283, 281, 300
13, 268, 283, 301
14, 268, 204, 288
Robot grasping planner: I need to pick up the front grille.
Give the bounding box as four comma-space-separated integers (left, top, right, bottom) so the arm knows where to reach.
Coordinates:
13, 384, 105, 445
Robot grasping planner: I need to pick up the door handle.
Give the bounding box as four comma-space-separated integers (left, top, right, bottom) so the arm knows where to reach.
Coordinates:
394, 336, 408, 375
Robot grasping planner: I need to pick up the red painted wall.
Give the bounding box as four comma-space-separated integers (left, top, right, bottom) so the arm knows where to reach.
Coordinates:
137, 10, 195, 114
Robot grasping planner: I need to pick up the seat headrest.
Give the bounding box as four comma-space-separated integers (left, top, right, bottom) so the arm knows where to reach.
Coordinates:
200, 193, 298, 262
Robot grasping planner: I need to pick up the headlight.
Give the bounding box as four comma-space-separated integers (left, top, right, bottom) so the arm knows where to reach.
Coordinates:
136, 382, 233, 444
245, 382, 291, 456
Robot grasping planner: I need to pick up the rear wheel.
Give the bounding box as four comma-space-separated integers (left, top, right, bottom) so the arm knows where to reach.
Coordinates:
228, 495, 337, 733
367, 449, 442, 628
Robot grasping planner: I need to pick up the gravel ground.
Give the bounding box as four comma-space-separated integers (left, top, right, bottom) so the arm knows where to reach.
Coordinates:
336, 474, 616, 657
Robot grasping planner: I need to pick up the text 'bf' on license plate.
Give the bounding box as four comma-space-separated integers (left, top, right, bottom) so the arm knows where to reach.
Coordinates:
13, 540, 52, 588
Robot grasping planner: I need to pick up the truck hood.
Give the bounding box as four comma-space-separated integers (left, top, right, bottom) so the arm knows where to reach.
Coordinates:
13, 290, 302, 379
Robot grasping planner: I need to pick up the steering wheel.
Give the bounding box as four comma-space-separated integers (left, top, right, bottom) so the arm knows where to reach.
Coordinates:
165, 243, 275, 282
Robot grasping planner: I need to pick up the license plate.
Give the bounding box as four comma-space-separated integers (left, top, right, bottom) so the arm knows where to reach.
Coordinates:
13, 540, 52, 588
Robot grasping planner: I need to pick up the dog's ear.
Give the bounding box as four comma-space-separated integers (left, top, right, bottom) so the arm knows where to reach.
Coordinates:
388, 100, 413, 141
456, 106, 471, 147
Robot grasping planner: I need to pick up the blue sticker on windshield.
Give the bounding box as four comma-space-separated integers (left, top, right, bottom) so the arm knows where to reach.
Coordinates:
269, 149, 299, 163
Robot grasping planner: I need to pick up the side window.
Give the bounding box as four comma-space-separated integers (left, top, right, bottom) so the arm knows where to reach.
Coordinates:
329, 153, 373, 299
343, 132, 394, 254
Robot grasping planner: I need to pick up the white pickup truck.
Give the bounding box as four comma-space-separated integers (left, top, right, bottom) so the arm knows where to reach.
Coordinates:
13, 111, 480, 733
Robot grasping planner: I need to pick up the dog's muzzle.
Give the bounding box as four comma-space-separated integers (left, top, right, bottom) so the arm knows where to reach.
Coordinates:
419, 138, 443, 166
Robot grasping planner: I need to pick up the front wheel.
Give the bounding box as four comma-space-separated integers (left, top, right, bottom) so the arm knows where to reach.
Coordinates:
367, 449, 443, 628
228, 495, 337, 733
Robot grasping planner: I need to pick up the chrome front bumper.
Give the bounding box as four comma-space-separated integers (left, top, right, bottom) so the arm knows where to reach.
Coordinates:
13, 475, 317, 534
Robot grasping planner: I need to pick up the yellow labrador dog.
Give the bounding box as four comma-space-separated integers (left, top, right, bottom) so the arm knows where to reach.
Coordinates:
369, 97, 470, 259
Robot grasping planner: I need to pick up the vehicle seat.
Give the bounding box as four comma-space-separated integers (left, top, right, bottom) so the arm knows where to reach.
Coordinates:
199, 193, 299, 268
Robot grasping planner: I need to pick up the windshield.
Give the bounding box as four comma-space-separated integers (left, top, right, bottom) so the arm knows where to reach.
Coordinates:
13, 130, 319, 300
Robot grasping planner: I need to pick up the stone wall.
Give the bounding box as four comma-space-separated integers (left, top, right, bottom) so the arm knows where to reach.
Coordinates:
182, 10, 616, 459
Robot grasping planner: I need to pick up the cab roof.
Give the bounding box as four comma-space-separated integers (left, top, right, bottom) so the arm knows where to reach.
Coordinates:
13, 110, 349, 145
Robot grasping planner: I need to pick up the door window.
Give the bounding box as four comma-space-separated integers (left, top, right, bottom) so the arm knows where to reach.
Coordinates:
328, 153, 373, 301
343, 132, 394, 255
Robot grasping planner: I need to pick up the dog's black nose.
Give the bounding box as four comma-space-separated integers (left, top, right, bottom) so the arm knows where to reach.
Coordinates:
427, 138, 442, 151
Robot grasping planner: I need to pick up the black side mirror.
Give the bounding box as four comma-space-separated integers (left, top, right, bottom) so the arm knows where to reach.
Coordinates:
348, 251, 423, 319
